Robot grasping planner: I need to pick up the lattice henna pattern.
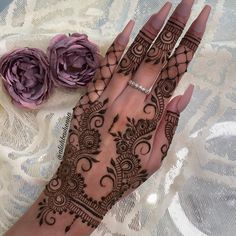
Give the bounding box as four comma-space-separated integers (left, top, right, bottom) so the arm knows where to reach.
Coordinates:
142, 47, 187, 120
146, 18, 185, 65
161, 111, 179, 161
117, 30, 153, 76
78, 43, 123, 112
147, 32, 201, 108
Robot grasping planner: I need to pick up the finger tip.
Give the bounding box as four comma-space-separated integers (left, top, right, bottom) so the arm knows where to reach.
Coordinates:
182, 0, 195, 8
118, 20, 135, 45
164, 1, 173, 9
205, 4, 212, 12
171, 0, 194, 24
159, 1, 172, 16
149, 2, 172, 31
182, 0, 194, 4
187, 5, 212, 37
126, 19, 135, 32
177, 84, 194, 113
201, 5, 212, 19
166, 95, 182, 112
187, 83, 194, 95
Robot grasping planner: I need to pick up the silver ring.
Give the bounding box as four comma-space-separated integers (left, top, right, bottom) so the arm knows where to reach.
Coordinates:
128, 80, 151, 94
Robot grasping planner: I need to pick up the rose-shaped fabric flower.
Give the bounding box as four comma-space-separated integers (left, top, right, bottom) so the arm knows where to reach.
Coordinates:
47, 33, 99, 88
0, 48, 52, 109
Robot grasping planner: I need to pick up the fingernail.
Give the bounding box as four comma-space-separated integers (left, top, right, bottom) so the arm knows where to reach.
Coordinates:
150, 2, 172, 30
172, 0, 194, 21
166, 84, 194, 114
192, 5, 211, 34
177, 84, 194, 113
117, 20, 135, 46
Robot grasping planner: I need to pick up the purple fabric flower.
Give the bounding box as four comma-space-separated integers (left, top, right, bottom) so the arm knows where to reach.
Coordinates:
47, 33, 99, 88
0, 48, 52, 109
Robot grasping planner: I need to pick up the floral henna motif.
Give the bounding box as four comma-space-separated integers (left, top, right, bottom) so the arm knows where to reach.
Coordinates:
117, 30, 152, 76
145, 18, 185, 65
161, 111, 179, 161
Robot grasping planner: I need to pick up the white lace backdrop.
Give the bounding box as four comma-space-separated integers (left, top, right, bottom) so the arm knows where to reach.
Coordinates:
0, 0, 235, 235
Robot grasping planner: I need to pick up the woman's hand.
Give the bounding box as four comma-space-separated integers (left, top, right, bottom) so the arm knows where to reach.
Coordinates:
38, 0, 210, 232
5, 1, 211, 236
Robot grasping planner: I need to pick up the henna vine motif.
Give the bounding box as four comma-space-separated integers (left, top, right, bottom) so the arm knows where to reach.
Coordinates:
117, 30, 152, 76
146, 18, 185, 65
161, 111, 179, 161
37, 98, 108, 231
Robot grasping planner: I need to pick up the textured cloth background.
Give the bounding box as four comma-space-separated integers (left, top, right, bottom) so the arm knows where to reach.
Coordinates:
0, 1, 12, 11
0, 0, 235, 235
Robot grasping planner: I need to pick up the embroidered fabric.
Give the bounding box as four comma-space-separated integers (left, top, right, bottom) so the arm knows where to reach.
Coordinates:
0, 0, 235, 235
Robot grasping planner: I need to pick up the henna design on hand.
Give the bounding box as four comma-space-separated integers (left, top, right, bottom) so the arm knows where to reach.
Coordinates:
117, 31, 152, 76
36, 31, 202, 233
145, 18, 185, 65
37, 98, 152, 232
161, 111, 179, 161
37, 94, 159, 231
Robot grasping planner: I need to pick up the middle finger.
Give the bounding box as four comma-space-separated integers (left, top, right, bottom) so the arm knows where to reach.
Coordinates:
98, 2, 172, 105
124, 0, 194, 101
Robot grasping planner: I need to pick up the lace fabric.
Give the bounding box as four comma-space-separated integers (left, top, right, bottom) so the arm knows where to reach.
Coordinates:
0, 0, 235, 235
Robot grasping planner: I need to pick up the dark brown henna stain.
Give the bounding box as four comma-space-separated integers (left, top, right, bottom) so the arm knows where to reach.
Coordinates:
145, 18, 185, 65
117, 30, 153, 76
161, 111, 179, 161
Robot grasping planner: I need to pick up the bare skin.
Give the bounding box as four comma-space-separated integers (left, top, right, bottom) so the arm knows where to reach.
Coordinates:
5, 1, 211, 235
